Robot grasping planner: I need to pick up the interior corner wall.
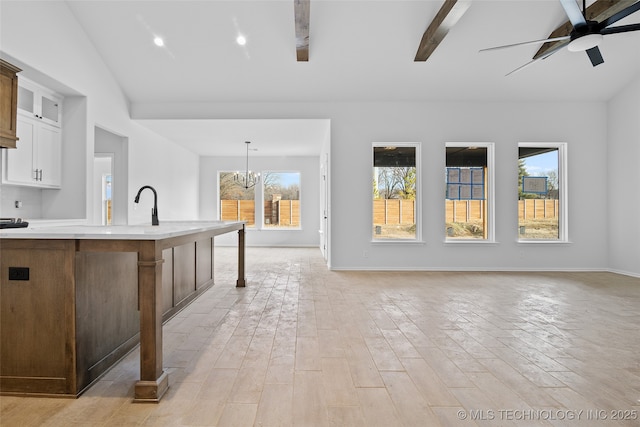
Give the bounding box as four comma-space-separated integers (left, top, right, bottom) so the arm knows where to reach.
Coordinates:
127, 121, 199, 224
199, 155, 320, 247
1, 1, 200, 224
41, 95, 88, 219
607, 74, 640, 277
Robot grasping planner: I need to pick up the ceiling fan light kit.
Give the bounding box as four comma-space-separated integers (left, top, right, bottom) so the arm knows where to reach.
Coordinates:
567, 19, 603, 52
480, 0, 640, 75
567, 33, 603, 52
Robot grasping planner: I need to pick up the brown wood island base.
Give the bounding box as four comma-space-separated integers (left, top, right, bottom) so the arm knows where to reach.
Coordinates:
0, 221, 246, 402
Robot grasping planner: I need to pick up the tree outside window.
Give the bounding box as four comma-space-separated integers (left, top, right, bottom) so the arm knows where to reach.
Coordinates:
372, 145, 418, 240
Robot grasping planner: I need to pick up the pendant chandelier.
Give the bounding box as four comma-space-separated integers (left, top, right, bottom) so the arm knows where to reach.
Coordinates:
234, 141, 260, 189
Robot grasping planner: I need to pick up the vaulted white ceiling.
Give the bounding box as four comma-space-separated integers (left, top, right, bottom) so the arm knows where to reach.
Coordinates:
63, 0, 640, 155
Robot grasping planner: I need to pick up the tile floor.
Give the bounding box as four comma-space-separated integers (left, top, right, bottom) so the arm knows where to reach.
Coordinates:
1, 247, 639, 426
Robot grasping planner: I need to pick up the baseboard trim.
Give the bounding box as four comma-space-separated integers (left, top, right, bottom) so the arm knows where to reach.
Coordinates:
329, 266, 609, 273
607, 268, 640, 278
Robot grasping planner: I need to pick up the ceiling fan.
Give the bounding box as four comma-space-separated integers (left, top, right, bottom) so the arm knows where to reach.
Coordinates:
481, 0, 640, 75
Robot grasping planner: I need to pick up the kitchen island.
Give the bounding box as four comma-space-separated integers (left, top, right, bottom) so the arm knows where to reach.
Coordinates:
0, 221, 245, 402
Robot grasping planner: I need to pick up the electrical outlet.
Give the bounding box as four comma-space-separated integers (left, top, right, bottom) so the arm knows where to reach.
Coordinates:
8, 267, 29, 281
363, 250, 369, 258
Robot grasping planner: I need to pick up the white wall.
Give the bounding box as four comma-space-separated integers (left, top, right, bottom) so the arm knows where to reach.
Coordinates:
0, 186, 42, 219
1, 1, 200, 224
136, 100, 609, 271
200, 155, 320, 247
329, 102, 609, 271
607, 75, 640, 277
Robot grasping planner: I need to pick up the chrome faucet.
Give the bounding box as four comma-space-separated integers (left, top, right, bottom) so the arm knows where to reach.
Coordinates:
134, 185, 159, 226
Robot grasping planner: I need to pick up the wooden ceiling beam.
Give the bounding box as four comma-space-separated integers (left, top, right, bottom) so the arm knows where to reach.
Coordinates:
294, 0, 310, 61
415, 0, 472, 62
533, 0, 639, 59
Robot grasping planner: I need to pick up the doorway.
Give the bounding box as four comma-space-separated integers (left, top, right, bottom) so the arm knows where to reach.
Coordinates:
94, 126, 128, 225
93, 154, 113, 225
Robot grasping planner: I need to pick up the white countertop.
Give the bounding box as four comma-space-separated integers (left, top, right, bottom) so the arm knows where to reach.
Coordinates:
0, 221, 243, 240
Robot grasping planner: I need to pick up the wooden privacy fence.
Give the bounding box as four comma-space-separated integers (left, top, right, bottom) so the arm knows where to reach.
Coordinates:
373, 199, 415, 225
445, 200, 485, 223
265, 200, 300, 226
518, 199, 558, 220
222, 198, 557, 226
373, 199, 559, 225
443, 199, 558, 223
221, 200, 255, 225
221, 200, 300, 226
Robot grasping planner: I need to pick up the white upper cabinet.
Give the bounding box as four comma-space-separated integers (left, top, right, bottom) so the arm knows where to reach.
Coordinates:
2, 77, 63, 188
17, 78, 62, 127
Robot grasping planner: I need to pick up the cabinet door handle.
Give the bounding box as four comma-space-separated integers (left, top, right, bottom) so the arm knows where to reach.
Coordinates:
39, 170, 43, 181
33, 169, 38, 180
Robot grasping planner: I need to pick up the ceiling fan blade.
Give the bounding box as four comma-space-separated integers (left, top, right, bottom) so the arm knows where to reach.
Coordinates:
505, 59, 542, 76
599, 1, 640, 29
505, 41, 568, 76
585, 46, 604, 66
560, 0, 587, 27
479, 36, 570, 52
601, 22, 640, 35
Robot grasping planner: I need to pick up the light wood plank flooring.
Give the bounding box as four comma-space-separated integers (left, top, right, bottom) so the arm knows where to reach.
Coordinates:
2, 247, 640, 426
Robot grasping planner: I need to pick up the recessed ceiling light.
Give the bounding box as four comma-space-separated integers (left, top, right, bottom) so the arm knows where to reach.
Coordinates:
153, 37, 164, 47
236, 35, 247, 46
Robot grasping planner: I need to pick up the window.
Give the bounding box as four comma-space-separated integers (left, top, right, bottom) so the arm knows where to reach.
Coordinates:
518, 143, 567, 241
372, 144, 419, 240
445, 143, 494, 241
263, 171, 301, 228
219, 171, 256, 228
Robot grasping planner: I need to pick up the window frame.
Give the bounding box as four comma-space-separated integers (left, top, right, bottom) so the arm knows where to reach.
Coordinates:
444, 142, 495, 243
371, 142, 422, 243
517, 142, 568, 243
